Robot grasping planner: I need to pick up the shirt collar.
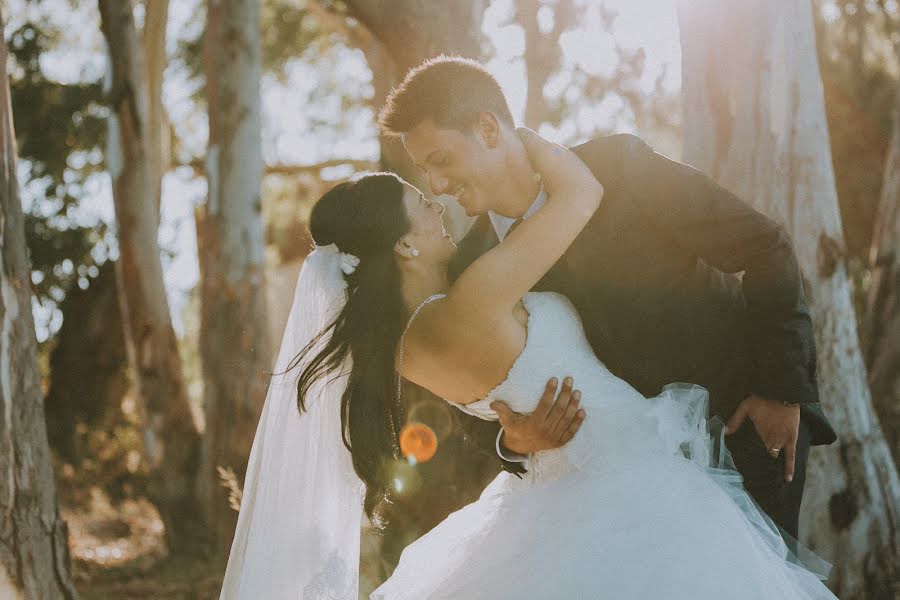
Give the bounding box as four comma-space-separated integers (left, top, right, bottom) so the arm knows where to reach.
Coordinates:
489, 184, 547, 240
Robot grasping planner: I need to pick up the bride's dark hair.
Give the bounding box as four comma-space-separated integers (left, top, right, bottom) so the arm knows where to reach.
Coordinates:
289, 172, 410, 525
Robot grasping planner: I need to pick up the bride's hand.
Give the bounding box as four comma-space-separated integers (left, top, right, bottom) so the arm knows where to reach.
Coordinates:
516, 127, 603, 205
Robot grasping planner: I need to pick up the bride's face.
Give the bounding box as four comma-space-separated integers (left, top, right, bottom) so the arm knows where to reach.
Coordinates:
399, 183, 457, 264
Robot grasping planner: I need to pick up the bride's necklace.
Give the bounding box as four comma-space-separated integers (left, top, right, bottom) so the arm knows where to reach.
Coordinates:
396, 293, 447, 404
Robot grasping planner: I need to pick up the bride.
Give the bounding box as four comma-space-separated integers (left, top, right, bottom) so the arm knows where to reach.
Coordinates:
220, 128, 837, 599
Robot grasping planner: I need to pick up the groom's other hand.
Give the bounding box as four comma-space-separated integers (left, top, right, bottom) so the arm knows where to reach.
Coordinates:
724, 394, 801, 483
491, 377, 586, 454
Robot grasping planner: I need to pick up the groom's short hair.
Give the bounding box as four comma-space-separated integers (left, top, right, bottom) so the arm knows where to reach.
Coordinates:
379, 55, 514, 136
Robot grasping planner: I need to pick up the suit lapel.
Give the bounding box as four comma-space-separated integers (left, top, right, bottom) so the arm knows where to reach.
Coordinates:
506, 217, 525, 237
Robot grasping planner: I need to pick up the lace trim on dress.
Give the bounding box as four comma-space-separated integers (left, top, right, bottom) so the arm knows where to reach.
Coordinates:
302, 551, 358, 600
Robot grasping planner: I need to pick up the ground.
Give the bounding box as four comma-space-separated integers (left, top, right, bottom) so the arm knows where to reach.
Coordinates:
64, 490, 221, 599
65, 485, 384, 599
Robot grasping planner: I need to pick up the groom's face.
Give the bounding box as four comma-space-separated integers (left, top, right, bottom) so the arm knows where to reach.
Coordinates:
402, 117, 507, 217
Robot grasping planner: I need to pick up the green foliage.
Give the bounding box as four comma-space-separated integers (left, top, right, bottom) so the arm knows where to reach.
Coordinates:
262, 1, 324, 79
25, 214, 106, 301
813, 0, 899, 258
7, 19, 109, 313
171, 0, 374, 185
8, 22, 106, 198
174, 0, 327, 96
497, 0, 681, 146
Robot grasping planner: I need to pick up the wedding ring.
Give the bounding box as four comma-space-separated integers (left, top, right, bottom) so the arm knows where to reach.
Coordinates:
768, 447, 781, 456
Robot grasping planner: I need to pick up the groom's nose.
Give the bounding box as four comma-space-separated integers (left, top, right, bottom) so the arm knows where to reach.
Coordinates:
428, 172, 450, 195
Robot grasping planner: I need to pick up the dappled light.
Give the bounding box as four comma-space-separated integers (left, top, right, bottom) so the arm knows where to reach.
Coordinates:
1, 0, 897, 598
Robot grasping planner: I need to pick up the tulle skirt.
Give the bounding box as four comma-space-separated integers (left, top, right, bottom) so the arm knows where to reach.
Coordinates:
371, 385, 837, 600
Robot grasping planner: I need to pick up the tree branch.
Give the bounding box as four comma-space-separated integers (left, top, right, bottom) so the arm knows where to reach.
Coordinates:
182, 157, 378, 177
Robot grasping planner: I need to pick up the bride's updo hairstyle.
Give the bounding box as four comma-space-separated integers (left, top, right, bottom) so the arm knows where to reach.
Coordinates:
292, 172, 410, 525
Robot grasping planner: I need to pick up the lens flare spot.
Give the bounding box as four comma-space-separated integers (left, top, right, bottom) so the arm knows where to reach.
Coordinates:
399, 422, 438, 463
407, 401, 453, 440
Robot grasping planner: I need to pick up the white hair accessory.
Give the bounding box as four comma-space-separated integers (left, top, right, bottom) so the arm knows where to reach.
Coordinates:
318, 243, 360, 275
338, 252, 360, 275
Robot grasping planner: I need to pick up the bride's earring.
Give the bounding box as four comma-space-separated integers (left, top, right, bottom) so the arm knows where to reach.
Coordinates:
401, 239, 419, 258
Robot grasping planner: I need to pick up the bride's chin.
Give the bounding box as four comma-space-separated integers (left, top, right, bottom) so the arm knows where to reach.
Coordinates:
441, 246, 459, 266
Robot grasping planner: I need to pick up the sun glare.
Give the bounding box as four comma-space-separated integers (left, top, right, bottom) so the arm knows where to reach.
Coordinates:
483, 0, 682, 137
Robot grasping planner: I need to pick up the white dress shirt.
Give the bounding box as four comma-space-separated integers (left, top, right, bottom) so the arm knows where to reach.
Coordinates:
488, 186, 547, 463
488, 186, 547, 241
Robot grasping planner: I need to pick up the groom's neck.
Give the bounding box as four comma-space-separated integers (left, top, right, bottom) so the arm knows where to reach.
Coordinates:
492, 172, 541, 219
490, 135, 542, 219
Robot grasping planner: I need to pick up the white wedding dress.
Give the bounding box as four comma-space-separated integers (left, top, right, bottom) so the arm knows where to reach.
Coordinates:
371, 292, 837, 599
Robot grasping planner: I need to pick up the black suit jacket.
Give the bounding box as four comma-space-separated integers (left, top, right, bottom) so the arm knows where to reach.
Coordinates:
449, 134, 837, 453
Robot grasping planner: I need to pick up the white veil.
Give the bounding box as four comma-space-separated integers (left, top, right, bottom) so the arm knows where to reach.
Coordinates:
220, 244, 364, 600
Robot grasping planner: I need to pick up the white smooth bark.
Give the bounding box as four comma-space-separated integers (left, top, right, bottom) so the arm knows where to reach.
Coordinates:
198, 0, 271, 556
863, 84, 900, 465
677, 1, 900, 596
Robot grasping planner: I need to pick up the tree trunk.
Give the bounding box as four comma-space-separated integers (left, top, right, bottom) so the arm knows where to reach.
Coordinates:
852, 0, 866, 101
863, 83, 900, 466
197, 0, 271, 559
44, 262, 127, 464
0, 10, 77, 598
516, 0, 577, 130
339, 1, 496, 582
677, 1, 900, 596
99, 0, 203, 556
344, 0, 486, 182
337, 0, 486, 242
142, 0, 170, 217
343, 0, 484, 81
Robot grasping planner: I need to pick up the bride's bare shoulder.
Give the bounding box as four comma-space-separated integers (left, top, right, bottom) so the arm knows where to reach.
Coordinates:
402, 293, 517, 370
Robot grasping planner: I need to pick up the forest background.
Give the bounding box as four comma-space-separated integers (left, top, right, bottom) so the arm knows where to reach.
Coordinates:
1, 0, 898, 598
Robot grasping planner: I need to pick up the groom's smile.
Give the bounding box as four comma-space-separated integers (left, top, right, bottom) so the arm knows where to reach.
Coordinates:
450, 183, 473, 213
401, 118, 505, 217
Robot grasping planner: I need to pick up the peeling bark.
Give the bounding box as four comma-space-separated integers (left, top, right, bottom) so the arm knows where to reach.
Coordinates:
863, 83, 900, 466
677, 1, 900, 596
0, 9, 77, 597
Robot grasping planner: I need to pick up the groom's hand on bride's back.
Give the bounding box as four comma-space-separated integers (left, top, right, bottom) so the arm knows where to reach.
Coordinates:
491, 377, 586, 455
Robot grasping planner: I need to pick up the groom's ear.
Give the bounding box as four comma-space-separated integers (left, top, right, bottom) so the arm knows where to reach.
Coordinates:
474, 112, 501, 149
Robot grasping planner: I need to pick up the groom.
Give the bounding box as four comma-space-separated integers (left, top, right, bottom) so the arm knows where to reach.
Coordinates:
378, 56, 836, 541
